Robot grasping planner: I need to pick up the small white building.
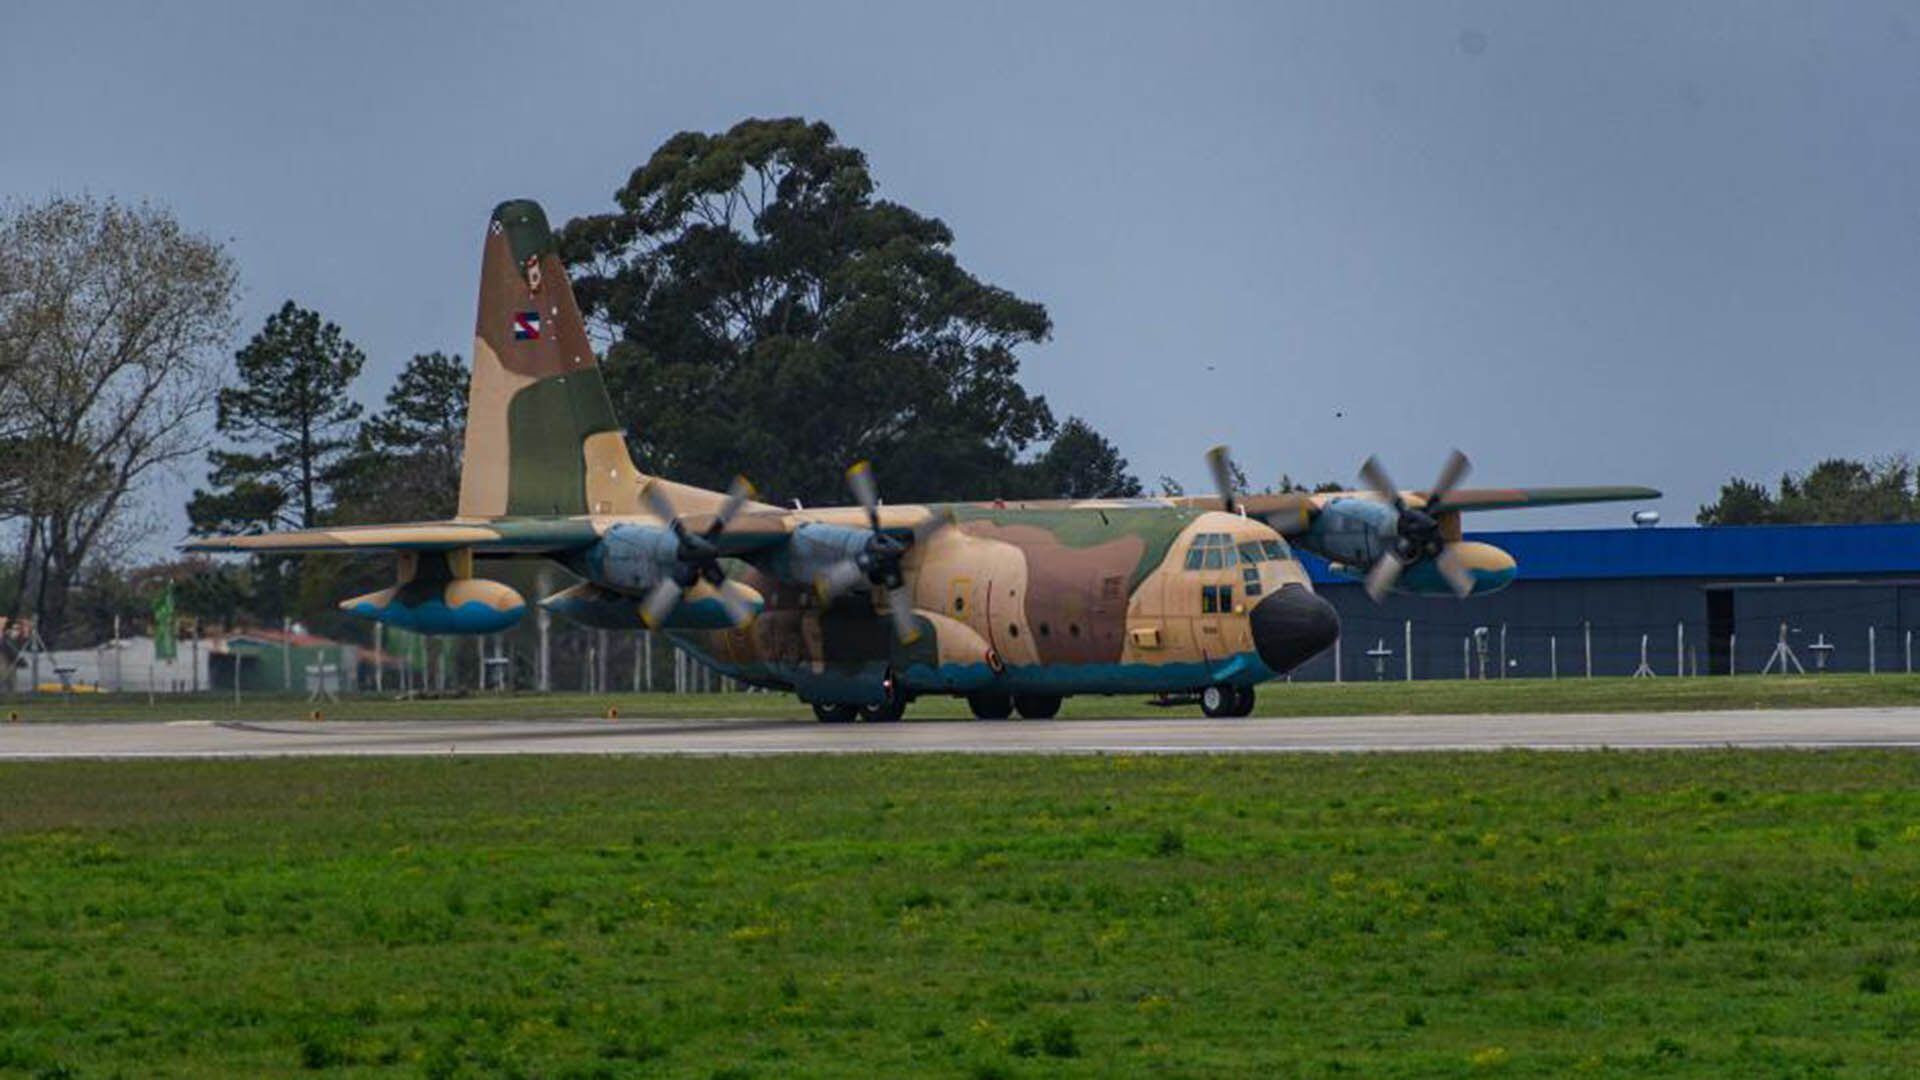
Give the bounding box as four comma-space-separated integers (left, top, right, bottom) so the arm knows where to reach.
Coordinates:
8, 634, 216, 694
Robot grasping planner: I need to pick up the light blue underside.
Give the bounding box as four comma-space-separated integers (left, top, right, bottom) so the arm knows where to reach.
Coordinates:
347, 599, 524, 635
1330, 562, 1516, 596
686, 649, 1284, 704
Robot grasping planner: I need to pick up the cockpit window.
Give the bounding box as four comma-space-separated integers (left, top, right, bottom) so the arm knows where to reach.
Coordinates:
1184, 532, 1240, 571
1230, 538, 1294, 565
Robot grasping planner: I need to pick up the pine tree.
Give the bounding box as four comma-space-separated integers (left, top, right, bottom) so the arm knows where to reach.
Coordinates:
188, 301, 365, 532
330, 351, 469, 523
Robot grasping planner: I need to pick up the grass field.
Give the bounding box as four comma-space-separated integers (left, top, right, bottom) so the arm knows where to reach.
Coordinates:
10, 672, 1920, 726
3, 751, 1920, 1076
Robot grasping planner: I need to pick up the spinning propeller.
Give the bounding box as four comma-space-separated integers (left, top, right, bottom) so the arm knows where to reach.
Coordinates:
813, 461, 950, 644
1204, 444, 1313, 534
1356, 449, 1476, 601
639, 475, 761, 629
1204, 445, 1242, 516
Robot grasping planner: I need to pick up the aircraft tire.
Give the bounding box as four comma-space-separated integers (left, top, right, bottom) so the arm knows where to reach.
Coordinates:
1200, 684, 1237, 719
812, 703, 859, 724
860, 699, 906, 723
967, 692, 1014, 720
1228, 685, 1256, 718
1013, 694, 1062, 720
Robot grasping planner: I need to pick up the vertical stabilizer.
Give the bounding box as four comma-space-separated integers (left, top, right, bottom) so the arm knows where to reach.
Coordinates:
457, 200, 644, 519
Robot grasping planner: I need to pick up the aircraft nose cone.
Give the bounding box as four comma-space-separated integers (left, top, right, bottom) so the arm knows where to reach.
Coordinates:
1250, 585, 1341, 674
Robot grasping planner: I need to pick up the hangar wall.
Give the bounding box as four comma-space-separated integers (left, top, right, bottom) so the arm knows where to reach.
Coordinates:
1286, 523, 1920, 681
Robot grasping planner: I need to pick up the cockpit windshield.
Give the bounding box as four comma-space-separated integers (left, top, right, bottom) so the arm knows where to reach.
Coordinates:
1184, 532, 1291, 570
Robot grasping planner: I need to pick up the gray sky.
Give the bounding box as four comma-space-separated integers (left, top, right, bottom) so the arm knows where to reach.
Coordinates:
7, 1, 1918, 544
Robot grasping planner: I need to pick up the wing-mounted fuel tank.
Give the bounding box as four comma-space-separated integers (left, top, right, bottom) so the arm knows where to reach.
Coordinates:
541, 580, 763, 631
341, 550, 525, 634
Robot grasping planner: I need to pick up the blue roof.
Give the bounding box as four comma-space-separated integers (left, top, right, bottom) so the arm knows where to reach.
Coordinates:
1303, 522, 1920, 583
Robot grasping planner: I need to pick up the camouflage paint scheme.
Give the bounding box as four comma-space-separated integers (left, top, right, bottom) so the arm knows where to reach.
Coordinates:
187, 200, 1658, 713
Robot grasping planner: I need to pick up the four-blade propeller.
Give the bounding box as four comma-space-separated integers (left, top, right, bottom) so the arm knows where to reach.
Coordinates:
639, 475, 761, 629
1357, 449, 1476, 601
813, 462, 951, 644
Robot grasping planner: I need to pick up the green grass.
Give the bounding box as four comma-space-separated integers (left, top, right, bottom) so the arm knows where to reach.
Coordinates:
9, 672, 1920, 725
3, 752, 1920, 1076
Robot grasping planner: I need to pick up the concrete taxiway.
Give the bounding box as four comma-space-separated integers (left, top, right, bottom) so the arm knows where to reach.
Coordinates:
4, 707, 1920, 758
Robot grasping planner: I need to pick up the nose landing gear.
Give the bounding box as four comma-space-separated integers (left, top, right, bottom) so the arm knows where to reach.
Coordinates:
1200, 684, 1256, 719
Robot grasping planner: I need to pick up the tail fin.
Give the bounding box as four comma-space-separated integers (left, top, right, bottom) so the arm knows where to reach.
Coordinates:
457, 199, 644, 520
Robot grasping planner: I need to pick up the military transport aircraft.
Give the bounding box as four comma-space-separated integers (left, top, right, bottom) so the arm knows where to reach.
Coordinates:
186, 200, 1657, 721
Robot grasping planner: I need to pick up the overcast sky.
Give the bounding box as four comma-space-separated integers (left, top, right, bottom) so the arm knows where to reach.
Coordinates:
6, 2, 1917, 544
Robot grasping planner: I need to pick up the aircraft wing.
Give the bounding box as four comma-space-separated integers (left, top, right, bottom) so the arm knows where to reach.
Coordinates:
1306, 485, 1662, 513
181, 518, 604, 555
1218, 485, 1658, 533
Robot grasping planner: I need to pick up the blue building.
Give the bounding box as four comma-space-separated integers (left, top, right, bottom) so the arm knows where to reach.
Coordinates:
1296, 523, 1920, 681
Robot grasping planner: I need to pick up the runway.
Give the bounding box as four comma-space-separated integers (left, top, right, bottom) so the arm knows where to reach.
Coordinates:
5, 707, 1920, 758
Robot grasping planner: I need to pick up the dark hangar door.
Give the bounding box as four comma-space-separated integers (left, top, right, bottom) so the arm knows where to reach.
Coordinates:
1706, 589, 1734, 675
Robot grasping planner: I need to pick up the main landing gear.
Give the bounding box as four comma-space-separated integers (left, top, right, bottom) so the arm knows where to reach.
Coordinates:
1200, 684, 1256, 719
967, 692, 1062, 720
812, 674, 909, 723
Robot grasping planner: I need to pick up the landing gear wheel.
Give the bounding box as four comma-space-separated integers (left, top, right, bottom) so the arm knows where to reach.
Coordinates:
967, 692, 1013, 720
1228, 685, 1256, 718
1200, 684, 1237, 719
812, 703, 859, 724
1013, 694, 1062, 720
860, 675, 909, 723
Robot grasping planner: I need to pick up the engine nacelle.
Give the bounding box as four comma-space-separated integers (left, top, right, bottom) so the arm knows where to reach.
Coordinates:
341, 578, 526, 634
774, 522, 879, 590
576, 523, 681, 593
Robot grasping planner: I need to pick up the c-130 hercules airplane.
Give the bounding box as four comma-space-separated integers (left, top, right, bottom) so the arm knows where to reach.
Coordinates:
188, 201, 1657, 721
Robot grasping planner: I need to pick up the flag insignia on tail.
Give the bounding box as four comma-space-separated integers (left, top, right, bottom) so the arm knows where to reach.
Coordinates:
512, 311, 541, 340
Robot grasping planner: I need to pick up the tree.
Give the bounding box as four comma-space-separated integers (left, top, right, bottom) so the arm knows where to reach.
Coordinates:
1023, 417, 1144, 499
1696, 477, 1777, 526
331, 351, 469, 523
561, 117, 1100, 505
0, 195, 237, 647
188, 301, 366, 534
1278, 474, 1347, 494
1698, 457, 1918, 525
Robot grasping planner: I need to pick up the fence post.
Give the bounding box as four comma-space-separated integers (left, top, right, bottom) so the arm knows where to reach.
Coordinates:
1550, 635, 1558, 679
1869, 626, 1877, 675
1584, 621, 1593, 678
1676, 621, 1684, 677
1333, 636, 1342, 683
1498, 624, 1507, 678
1462, 636, 1470, 679
1404, 619, 1413, 682
1730, 632, 1736, 676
